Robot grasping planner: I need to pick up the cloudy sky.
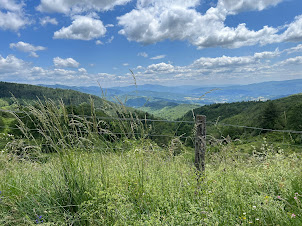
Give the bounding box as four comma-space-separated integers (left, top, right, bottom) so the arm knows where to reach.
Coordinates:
0, 0, 302, 87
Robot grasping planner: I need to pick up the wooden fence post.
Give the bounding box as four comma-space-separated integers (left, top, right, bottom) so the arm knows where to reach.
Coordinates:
195, 115, 206, 172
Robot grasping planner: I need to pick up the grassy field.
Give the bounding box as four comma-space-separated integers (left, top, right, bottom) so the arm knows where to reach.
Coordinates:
0, 95, 301, 225
139, 103, 200, 120
0, 138, 301, 225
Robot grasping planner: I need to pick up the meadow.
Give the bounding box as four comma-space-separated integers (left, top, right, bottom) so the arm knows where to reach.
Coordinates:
0, 134, 302, 225
0, 83, 301, 225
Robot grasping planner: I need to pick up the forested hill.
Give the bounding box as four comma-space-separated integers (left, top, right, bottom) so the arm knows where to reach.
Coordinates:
181, 93, 302, 131
0, 81, 107, 107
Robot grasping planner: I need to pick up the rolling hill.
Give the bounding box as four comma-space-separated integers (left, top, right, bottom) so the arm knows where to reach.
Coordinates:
41, 79, 302, 106
177, 93, 302, 141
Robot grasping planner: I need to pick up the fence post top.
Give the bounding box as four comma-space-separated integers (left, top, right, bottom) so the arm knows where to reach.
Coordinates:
196, 115, 206, 121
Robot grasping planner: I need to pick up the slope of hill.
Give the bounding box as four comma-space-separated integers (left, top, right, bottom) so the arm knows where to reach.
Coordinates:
139, 102, 199, 120
0, 81, 109, 108
178, 93, 302, 140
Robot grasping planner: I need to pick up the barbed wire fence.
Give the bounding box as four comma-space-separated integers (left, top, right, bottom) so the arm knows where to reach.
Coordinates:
1, 109, 302, 147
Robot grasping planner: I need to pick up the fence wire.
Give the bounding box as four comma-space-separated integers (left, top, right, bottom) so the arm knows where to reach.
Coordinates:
1, 109, 302, 149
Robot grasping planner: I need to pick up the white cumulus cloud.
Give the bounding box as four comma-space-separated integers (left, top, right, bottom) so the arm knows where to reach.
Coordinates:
0, 54, 27, 73
54, 16, 106, 40
95, 40, 103, 45
40, 16, 58, 26
191, 55, 255, 69
217, 0, 284, 14
117, 0, 302, 49
0, 0, 30, 31
78, 68, 87, 74
254, 48, 280, 59
10, 42, 46, 57
279, 56, 302, 66
37, 0, 132, 14
53, 57, 80, 68
146, 62, 174, 73
280, 15, 302, 43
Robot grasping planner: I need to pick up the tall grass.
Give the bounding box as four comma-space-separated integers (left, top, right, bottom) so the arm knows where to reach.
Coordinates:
0, 99, 301, 225
0, 141, 301, 225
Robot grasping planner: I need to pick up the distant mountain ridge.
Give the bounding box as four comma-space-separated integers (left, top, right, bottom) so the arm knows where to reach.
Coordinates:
40, 79, 302, 105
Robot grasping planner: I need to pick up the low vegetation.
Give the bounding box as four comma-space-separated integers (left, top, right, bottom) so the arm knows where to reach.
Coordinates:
0, 82, 301, 225
0, 138, 301, 225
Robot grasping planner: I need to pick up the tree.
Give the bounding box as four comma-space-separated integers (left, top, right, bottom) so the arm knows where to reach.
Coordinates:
0, 117, 4, 132
288, 103, 302, 130
261, 101, 280, 130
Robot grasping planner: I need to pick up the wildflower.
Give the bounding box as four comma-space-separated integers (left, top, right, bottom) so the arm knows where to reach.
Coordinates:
35, 215, 43, 224
243, 212, 246, 215
295, 193, 299, 196
277, 196, 281, 199
294, 197, 298, 200
256, 218, 259, 221
252, 206, 256, 209
291, 213, 296, 218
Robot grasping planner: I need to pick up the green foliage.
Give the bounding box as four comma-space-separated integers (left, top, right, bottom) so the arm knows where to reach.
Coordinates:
260, 101, 281, 130
139, 103, 199, 120
0, 117, 4, 133
0, 81, 107, 109
0, 83, 301, 224
0, 142, 301, 225
288, 103, 302, 130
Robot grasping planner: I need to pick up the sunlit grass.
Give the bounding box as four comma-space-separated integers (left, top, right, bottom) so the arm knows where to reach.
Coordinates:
0, 140, 301, 225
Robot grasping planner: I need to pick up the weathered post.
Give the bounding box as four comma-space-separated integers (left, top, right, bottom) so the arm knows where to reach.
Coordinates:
195, 115, 206, 173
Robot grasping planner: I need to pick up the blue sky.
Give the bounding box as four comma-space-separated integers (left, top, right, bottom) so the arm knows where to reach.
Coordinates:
0, 0, 302, 87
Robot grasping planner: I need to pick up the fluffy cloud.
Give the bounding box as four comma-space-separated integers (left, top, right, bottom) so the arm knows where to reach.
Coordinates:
150, 55, 166, 60
278, 56, 302, 66
116, 0, 302, 49
254, 48, 280, 59
0, 0, 29, 31
146, 62, 174, 73
40, 16, 58, 26
53, 57, 80, 68
118, 0, 283, 49
132, 48, 294, 85
191, 55, 255, 69
10, 42, 46, 58
217, 0, 283, 14
54, 16, 106, 40
0, 54, 27, 73
37, 0, 132, 14
78, 68, 87, 74
280, 15, 302, 42
95, 40, 103, 45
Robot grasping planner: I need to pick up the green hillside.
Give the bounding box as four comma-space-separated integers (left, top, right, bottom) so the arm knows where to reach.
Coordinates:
0, 81, 108, 108
139, 101, 200, 120
183, 94, 302, 128
175, 93, 302, 144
